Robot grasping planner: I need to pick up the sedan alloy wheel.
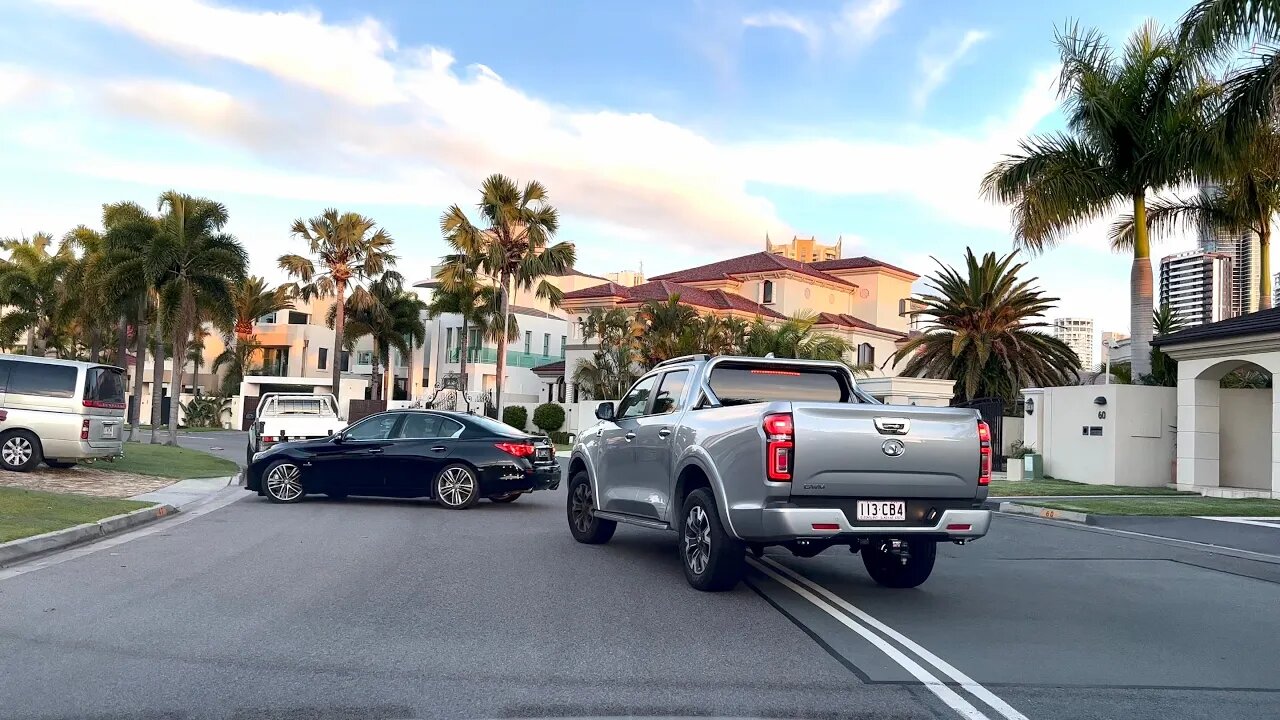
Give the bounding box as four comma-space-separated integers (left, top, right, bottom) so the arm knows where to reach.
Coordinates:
435, 465, 478, 509
265, 462, 304, 503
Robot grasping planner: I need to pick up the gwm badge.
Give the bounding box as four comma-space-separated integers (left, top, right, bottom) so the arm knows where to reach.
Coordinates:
882, 439, 906, 457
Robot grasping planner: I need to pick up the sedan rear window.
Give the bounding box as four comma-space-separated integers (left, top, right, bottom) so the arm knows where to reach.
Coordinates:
707, 365, 853, 405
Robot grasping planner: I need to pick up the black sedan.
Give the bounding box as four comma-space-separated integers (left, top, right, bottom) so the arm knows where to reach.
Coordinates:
245, 410, 560, 508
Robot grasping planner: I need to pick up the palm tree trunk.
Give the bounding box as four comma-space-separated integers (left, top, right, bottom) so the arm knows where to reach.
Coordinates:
149, 323, 166, 444
1130, 193, 1154, 378
116, 313, 129, 368
89, 326, 101, 362
1259, 221, 1272, 311
167, 307, 189, 445
129, 297, 148, 442
494, 273, 511, 418
332, 279, 346, 410
25, 324, 33, 356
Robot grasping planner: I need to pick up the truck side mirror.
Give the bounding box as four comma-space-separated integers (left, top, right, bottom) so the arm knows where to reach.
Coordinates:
595, 402, 615, 421
245, 412, 255, 421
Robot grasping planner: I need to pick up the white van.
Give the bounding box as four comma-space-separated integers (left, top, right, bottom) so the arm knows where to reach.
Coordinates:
0, 354, 127, 472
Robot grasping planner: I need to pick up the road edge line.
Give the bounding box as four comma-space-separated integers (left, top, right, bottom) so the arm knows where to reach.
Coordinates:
0, 503, 178, 568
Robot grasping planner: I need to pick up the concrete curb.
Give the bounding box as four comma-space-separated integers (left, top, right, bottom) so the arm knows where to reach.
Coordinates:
997, 501, 1097, 525
0, 503, 178, 568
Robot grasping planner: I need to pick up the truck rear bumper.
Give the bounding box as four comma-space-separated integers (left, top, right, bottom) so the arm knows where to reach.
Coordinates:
749, 507, 991, 541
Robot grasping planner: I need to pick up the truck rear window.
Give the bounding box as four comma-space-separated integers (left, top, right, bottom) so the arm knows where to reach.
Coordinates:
708, 366, 852, 405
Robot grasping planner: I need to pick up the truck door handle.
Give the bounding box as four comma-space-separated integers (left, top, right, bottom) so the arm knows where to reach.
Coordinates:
430, 446, 448, 452
625, 432, 636, 441
657, 428, 671, 438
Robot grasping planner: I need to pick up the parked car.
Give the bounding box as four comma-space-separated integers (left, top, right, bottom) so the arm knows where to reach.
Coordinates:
245, 392, 343, 465
245, 410, 560, 507
565, 354, 991, 591
0, 354, 127, 471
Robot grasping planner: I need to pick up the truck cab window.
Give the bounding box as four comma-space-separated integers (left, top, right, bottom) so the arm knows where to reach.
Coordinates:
616, 375, 657, 419
652, 370, 688, 415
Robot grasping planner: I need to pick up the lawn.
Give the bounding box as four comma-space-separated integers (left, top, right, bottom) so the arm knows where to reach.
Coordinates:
1024, 497, 1280, 517
90, 443, 238, 479
0, 487, 152, 543
989, 478, 1190, 497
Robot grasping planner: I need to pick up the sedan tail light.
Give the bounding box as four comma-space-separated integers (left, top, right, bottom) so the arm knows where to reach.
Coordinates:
495, 441, 536, 458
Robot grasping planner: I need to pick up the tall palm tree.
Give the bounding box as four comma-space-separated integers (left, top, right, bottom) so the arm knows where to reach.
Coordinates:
635, 296, 700, 368
227, 275, 294, 341
892, 249, 1081, 402
59, 226, 114, 362
280, 209, 397, 405
212, 335, 263, 396
0, 233, 74, 355
428, 255, 517, 393
334, 275, 427, 400
981, 21, 1215, 376
102, 201, 161, 442
152, 191, 247, 444
1180, 0, 1280, 137
439, 174, 574, 414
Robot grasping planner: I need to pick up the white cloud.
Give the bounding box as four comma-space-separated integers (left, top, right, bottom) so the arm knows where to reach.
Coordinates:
914, 29, 991, 109
741, 0, 900, 55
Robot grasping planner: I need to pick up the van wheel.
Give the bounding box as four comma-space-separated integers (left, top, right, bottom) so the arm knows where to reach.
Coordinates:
680, 488, 744, 592
0, 430, 43, 472
45, 460, 77, 469
861, 539, 937, 588
567, 471, 615, 544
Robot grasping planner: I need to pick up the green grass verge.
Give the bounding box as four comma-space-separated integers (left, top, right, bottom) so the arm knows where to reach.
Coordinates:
0, 487, 152, 543
989, 478, 1190, 497
96, 442, 238, 479
1025, 497, 1280, 517
554, 444, 572, 453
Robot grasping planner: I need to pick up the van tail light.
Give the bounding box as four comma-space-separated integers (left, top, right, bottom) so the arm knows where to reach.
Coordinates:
495, 441, 536, 458
763, 412, 793, 481
977, 420, 992, 486
80, 419, 90, 440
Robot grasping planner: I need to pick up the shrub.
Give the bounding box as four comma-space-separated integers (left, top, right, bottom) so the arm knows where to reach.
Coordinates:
502, 405, 528, 430
533, 402, 565, 433
549, 430, 572, 445
1008, 440, 1036, 459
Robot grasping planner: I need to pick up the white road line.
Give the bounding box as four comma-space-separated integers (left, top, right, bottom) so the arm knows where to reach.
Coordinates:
1193, 516, 1280, 529
997, 511, 1280, 562
0, 489, 247, 582
748, 558, 994, 720
758, 556, 1028, 720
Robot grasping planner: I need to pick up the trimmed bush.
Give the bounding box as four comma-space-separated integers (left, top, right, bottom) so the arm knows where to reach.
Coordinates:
502, 405, 528, 430
533, 402, 566, 433
549, 430, 572, 445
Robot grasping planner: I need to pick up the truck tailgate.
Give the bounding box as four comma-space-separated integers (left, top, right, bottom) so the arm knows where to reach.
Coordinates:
789, 403, 979, 499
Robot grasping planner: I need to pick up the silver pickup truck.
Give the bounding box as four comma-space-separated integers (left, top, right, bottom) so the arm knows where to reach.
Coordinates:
565, 354, 991, 591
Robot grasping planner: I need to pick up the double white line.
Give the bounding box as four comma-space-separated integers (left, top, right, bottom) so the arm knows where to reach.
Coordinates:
748, 556, 1027, 720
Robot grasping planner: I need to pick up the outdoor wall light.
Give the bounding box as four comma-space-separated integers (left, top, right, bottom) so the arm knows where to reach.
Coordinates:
1025, 398, 1034, 415
1094, 396, 1107, 406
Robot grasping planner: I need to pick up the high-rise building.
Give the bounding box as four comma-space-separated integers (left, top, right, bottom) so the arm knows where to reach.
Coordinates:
1159, 250, 1234, 327
1199, 222, 1259, 316
605, 270, 645, 287
1053, 318, 1095, 371
1100, 331, 1129, 366
767, 235, 842, 263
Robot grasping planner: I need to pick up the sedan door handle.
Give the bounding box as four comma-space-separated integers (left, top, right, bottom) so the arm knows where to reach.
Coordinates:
657, 428, 671, 438
366, 448, 383, 454
624, 432, 636, 441
430, 446, 448, 452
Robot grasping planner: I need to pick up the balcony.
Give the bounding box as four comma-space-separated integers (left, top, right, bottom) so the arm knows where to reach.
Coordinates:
447, 347, 561, 368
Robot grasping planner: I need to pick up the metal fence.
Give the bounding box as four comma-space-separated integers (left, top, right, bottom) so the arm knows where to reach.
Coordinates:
952, 396, 1007, 471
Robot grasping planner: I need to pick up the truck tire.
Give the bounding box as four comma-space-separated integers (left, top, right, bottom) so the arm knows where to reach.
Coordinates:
861, 539, 937, 588
680, 488, 744, 592
567, 471, 615, 544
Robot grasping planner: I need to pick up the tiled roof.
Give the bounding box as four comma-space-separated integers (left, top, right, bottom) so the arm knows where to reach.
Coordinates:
648, 252, 857, 288
1154, 306, 1280, 347
809, 256, 919, 278
621, 280, 787, 319
813, 312, 908, 338
561, 282, 633, 300
531, 359, 565, 375
509, 305, 561, 320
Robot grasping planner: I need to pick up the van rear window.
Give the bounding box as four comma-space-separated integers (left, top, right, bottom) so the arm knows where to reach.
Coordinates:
8, 362, 77, 398
84, 367, 127, 407
707, 365, 852, 405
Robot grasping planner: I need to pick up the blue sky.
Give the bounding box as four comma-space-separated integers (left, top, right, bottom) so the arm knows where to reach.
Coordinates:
0, 0, 1195, 349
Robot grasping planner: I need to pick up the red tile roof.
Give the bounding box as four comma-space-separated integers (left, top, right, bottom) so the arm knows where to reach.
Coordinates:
561, 282, 632, 300
563, 278, 786, 319
809, 256, 919, 278
813, 312, 908, 338
648, 252, 857, 288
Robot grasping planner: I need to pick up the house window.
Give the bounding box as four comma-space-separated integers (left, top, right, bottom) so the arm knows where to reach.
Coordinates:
357, 350, 373, 365
446, 327, 453, 349
287, 311, 309, 325
857, 343, 875, 366
317, 347, 328, 370
340, 351, 351, 372
762, 280, 774, 304
543, 333, 550, 356
561, 335, 567, 358
258, 312, 277, 324
524, 331, 532, 353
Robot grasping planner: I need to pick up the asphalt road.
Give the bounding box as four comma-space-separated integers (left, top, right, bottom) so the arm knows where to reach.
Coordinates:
139, 429, 249, 466
2, 476, 1279, 719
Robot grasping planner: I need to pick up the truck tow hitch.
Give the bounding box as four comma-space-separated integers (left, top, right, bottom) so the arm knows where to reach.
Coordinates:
880, 539, 911, 565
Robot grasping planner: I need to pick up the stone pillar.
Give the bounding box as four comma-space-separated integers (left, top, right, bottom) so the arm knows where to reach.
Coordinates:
1177, 375, 1220, 489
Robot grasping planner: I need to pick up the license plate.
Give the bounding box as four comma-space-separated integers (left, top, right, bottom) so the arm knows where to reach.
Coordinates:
102, 424, 117, 439
856, 500, 906, 521
536, 447, 551, 461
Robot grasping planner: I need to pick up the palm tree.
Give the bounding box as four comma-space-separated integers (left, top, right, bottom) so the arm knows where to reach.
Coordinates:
336, 275, 427, 400
891, 249, 1081, 402
572, 308, 639, 399
212, 335, 263, 396
635, 296, 700, 368
0, 233, 74, 355
227, 276, 294, 341
59, 226, 114, 362
280, 209, 397, 406
1179, 1, 1280, 138
102, 201, 162, 441
152, 191, 247, 444
981, 21, 1215, 376
439, 174, 574, 414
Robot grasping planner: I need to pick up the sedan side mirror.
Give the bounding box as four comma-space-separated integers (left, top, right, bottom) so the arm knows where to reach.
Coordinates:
331, 432, 345, 444
595, 402, 615, 421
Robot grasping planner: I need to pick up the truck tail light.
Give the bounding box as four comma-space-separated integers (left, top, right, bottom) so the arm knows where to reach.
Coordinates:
763, 412, 793, 481
80, 419, 90, 440
495, 441, 536, 458
977, 420, 992, 486
262, 436, 277, 444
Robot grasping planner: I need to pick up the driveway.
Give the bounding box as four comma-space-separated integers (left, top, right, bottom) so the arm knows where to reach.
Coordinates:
138, 429, 248, 466
0, 483, 1277, 719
